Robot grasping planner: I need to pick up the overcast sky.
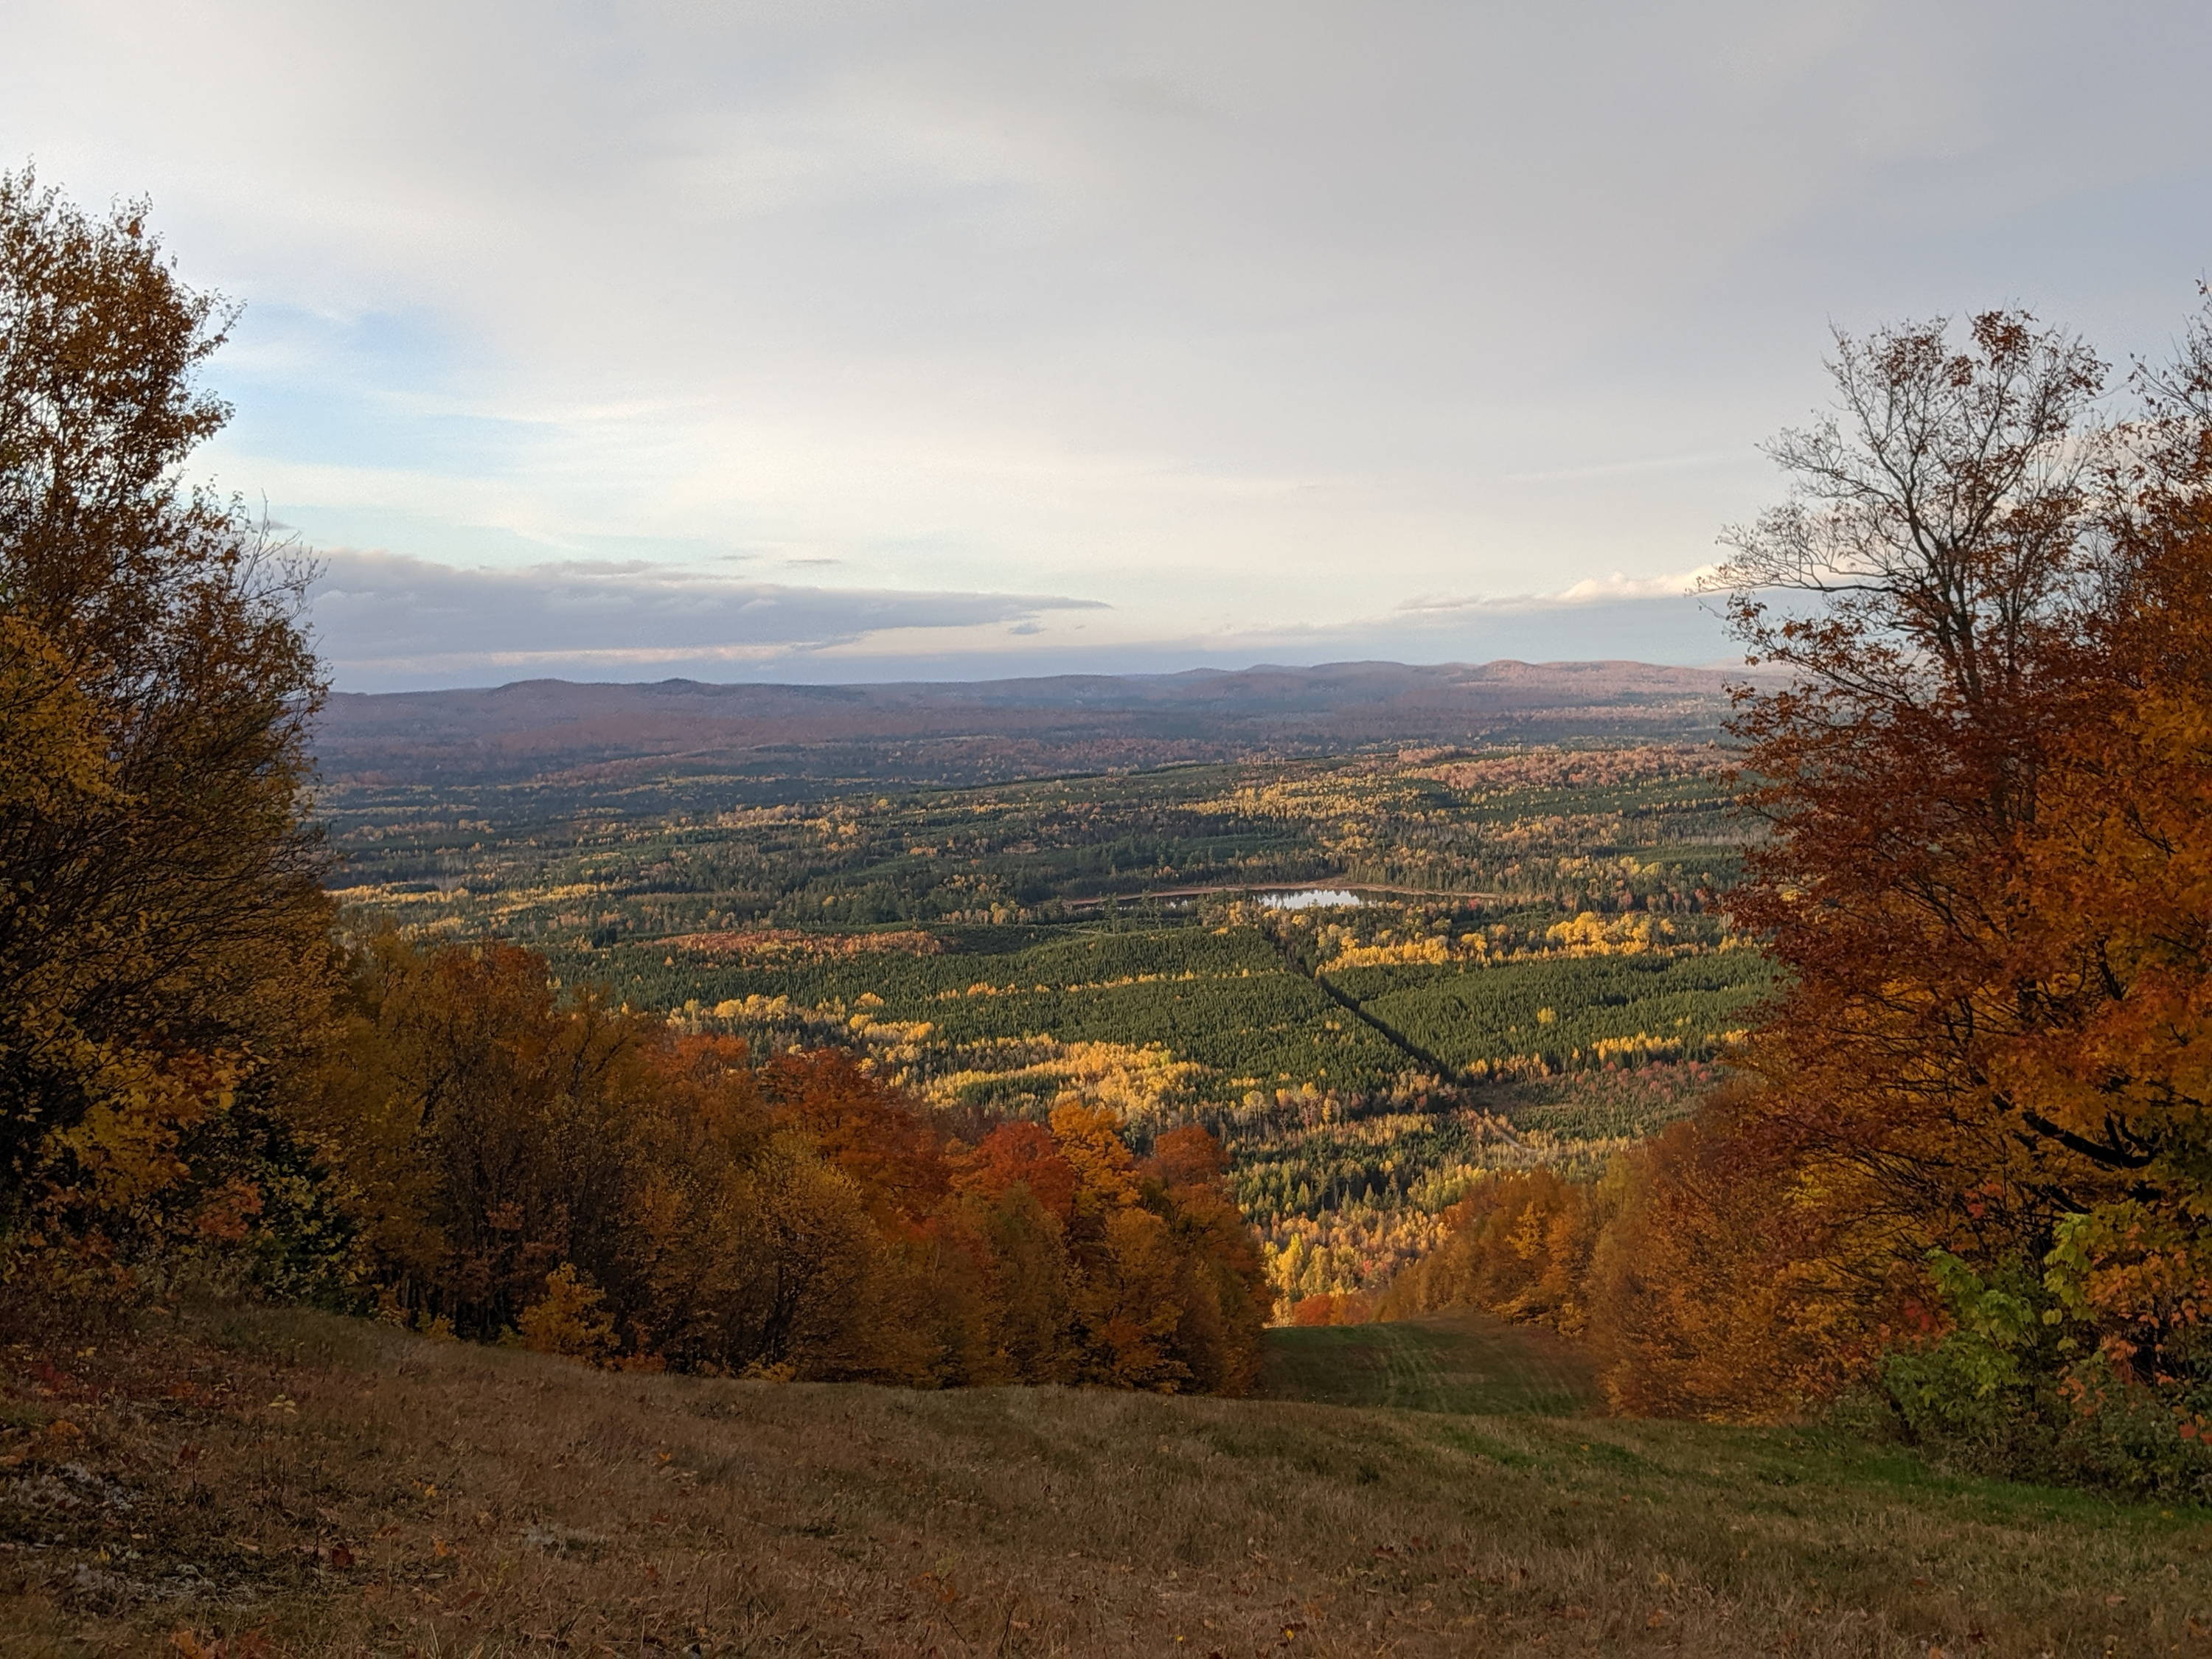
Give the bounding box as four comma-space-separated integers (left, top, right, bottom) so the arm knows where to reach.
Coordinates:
7, 0, 2211, 689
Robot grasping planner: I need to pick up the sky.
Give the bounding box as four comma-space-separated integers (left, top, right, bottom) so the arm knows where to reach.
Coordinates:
7, 0, 2212, 691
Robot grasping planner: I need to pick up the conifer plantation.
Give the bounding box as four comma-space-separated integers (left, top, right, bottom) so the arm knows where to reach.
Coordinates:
3, 173, 2211, 1654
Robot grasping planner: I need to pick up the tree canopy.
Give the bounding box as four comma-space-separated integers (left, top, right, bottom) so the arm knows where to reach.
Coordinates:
1382, 304, 2212, 1492
0, 167, 330, 1262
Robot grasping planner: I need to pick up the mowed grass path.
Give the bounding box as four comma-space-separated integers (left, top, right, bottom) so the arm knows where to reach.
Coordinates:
1, 1308, 2208, 1657
1259, 1312, 1599, 1416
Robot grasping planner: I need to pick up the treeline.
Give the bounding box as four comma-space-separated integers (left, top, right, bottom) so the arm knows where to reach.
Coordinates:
574, 923, 1419, 1107
1380, 307, 2212, 1498
335, 770, 1336, 939
1374, 1130, 1788, 1410
0, 171, 1265, 1395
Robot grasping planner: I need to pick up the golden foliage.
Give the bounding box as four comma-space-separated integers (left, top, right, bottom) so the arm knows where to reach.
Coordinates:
1376, 311, 2212, 1485
516, 1263, 619, 1363
922, 1037, 1204, 1125
0, 169, 336, 1283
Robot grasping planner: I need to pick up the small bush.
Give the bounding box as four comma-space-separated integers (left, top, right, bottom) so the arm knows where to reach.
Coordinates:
1881, 1251, 2212, 1500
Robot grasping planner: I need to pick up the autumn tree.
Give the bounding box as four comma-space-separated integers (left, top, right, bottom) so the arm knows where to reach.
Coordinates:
953, 1119, 1079, 1221
0, 163, 1279, 1396
1375, 1169, 1600, 1333
0, 168, 331, 1262
759, 1048, 949, 1230
1690, 305, 2212, 1472
1692, 315, 2111, 1347
1969, 318, 2212, 1442
307, 938, 652, 1332
1382, 306, 2212, 1478
312, 936, 1269, 1392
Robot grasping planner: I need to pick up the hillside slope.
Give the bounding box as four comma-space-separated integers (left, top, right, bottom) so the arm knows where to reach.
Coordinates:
2, 1310, 2204, 1657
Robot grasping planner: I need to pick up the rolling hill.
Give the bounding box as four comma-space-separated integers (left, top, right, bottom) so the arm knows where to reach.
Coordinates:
311, 658, 1756, 787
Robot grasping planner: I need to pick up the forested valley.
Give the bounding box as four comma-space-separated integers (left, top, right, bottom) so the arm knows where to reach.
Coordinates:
5, 170, 2212, 1654
322, 739, 1769, 1310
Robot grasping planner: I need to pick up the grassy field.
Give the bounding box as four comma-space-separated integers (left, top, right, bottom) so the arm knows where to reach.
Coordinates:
3, 1307, 2208, 1656
1259, 1313, 1597, 1416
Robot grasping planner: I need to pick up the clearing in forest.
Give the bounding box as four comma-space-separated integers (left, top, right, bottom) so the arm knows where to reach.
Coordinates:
1259, 1311, 1598, 1416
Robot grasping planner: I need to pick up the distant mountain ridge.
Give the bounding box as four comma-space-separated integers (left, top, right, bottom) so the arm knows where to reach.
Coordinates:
313, 658, 1755, 787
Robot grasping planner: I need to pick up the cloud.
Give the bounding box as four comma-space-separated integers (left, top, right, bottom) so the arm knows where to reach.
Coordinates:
10, 0, 2211, 665
1554, 568, 1723, 604
302, 548, 1742, 690
1396, 566, 1721, 616
307, 549, 1105, 685
603, 589, 1744, 689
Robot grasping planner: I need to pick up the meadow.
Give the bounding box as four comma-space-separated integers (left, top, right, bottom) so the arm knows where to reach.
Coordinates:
5, 1304, 2203, 1657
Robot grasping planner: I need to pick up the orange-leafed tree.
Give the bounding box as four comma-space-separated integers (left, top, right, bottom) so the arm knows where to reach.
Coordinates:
1376, 1168, 1601, 1334
1138, 1122, 1267, 1394
317, 945, 1274, 1394
1969, 335, 2212, 1419
760, 1049, 949, 1231
1704, 314, 2114, 1364
967, 1178, 1078, 1383
1290, 1292, 1371, 1326
951, 1119, 1079, 1221
1682, 305, 2212, 1474
1144, 1124, 1228, 1189
310, 936, 653, 1336
1583, 1093, 1898, 1421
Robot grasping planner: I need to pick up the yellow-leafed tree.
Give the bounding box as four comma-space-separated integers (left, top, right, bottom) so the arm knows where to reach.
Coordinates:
0, 168, 334, 1280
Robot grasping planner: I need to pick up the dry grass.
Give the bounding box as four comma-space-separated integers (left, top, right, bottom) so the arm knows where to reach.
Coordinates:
0, 1305, 2208, 1657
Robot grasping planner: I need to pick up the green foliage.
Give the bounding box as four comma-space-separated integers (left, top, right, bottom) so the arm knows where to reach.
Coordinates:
587, 922, 1416, 1103
322, 747, 1765, 1313
1882, 1254, 2049, 1445
323, 749, 1745, 946
1879, 1251, 2212, 1500
1345, 950, 1777, 1077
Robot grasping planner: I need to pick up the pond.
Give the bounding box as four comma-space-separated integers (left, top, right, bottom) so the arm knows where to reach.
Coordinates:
1258, 888, 1364, 911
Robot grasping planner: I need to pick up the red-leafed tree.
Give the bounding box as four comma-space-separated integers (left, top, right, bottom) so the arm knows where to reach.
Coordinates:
952, 1119, 1079, 1220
